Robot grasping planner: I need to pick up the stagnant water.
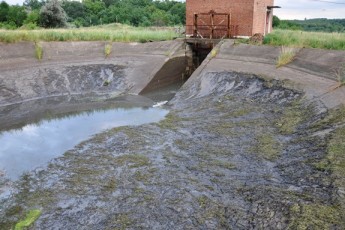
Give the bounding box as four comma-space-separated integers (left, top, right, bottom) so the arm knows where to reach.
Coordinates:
0, 95, 169, 180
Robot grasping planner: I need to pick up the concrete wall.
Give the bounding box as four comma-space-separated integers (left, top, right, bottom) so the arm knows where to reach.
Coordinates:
0, 40, 186, 106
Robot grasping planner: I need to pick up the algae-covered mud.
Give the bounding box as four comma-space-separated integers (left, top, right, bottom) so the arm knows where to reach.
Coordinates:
1, 72, 344, 229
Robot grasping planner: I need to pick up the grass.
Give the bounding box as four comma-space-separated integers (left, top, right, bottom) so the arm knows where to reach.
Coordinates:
210, 48, 218, 58
104, 43, 112, 57
289, 203, 342, 229
325, 125, 345, 220
276, 46, 298, 68
264, 29, 345, 50
254, 133, 281, 160
313, 107, 345, 227
115, 154, 151, 168
275, 102, 306, 134
332, 64, 345, 89
15, 209, 41, 230
34, 42, 43, 60
0, 24, 179, 43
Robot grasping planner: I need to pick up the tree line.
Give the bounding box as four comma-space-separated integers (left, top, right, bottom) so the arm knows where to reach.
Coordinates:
0, 0, 186, 29
273, 16, 345, 33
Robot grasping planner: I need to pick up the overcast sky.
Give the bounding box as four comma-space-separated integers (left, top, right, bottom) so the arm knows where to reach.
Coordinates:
3, 0, 345, 20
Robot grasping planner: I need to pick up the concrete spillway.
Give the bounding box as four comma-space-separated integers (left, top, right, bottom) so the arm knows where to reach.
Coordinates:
0, 39, 345, 229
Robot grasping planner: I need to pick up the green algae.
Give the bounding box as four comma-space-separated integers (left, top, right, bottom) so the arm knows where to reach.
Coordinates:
15, 209, 41, 230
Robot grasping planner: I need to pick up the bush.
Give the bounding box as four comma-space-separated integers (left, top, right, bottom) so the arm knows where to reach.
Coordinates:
40, 0, 67, 28
0, 21, 17, 30
20, 22, 38, 30
24, 10, 40, 25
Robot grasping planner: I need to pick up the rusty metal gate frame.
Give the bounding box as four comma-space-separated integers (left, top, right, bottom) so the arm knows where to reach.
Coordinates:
193, 10, 232, 39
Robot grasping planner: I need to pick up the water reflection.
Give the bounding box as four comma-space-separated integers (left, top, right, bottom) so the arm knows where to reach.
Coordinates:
0, 107, 168, 179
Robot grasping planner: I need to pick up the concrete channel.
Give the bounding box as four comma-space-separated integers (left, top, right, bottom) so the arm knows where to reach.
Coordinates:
0, 39, 345, 229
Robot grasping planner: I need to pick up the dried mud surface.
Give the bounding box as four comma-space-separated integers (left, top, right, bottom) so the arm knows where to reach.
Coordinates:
1, 71, 344, 229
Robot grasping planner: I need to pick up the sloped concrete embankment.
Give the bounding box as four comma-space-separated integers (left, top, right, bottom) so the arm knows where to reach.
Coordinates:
198, 41, 345, 108
0, 40, 186, 106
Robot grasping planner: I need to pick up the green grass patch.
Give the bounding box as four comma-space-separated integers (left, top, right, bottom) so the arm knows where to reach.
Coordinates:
104, 43, 112, 57
15, 209, 41, 230
157, 113, 186, 130
0, 24, 178, 43
276, 46, 298, 68
289, 203, 343, 229
264, 29, 345, 50
275, 102, 307, 134
210, 48, 218, 58
254, 133, 281, 160
34, 42, 43, 60
313, 107, 345, 226
115, 154, 151, 168
327, 126, 345, 209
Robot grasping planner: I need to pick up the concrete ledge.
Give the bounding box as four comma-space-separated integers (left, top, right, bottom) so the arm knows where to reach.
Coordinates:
287, 48, 345, 80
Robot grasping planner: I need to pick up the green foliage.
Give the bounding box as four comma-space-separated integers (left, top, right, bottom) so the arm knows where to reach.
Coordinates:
0, 2, 27, 28
264, 29, 345, 50
35, 42, 43, 60
40, 0, 67, 28
0, 1, 9, 22
104, 43, 112, 57
62, 0, 185, 27
7, 5, 28, 27
0, 21, 17, 30
254, 133, 281, 160
62, 0, 86, 23
24, 0, 45, 11
0, 0, 185, 29
15, 209, 41, 230
273, 16, 345, 33
276, 46, 298, 68
289, 203, 342, 229
23, 10, 40, 25
0, 25, 178, 43
272, 15, 280, 28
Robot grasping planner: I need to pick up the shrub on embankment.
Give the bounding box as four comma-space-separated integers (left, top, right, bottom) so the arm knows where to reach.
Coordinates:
0, 26, 178, 43
264, 29, 345, 50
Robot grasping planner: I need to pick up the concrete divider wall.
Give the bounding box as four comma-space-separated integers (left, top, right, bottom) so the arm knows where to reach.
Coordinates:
0, 40, 186, 106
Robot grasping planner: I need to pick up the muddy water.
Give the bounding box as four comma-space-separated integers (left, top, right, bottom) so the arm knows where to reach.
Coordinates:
0, 96, 169, 180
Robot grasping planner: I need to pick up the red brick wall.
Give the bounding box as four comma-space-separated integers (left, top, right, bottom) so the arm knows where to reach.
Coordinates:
186, 0, 275, 37
253, 0, 274, 35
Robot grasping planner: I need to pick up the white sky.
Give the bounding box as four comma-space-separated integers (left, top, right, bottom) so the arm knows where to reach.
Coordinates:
3, 0, 345, 20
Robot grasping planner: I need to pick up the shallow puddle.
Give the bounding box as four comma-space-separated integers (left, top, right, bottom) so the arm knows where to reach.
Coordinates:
0, 101, 168, 180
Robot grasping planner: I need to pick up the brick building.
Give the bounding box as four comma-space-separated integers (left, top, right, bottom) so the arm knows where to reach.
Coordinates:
186, 0, 277, 38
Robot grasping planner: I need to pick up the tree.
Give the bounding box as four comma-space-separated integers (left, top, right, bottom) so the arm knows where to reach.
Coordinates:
7, 5, 27, 27
272, 15, 280, 28
24, 0, 45, 10
62, 1, 86, 22
40, 0, 67, 28
23, 10, 40, 25
0, 1, 9, 22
